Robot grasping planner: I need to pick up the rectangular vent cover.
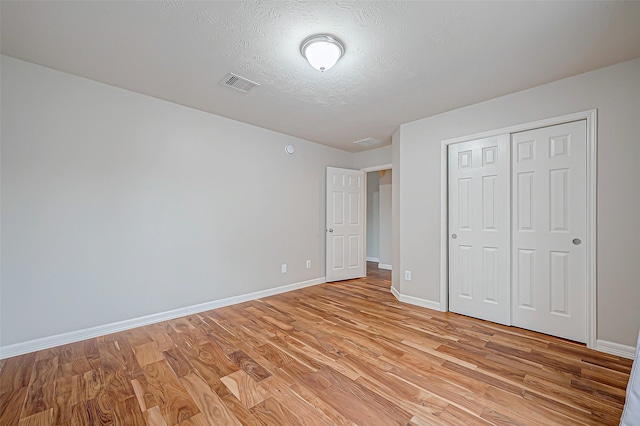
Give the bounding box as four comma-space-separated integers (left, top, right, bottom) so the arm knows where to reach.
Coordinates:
221, 73, 260, 93
353, 137, 381, 146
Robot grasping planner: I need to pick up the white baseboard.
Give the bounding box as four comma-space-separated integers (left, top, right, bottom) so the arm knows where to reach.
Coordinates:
0, 277, 326, 360
595, 339, 636, 360
397, 293, 442, 312
390, 285, 401, 301
378, 263, 392, 270
366, 256, 380, 262
389, 287, 442, 312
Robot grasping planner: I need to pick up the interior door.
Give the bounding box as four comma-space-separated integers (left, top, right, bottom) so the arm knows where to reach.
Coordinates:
512, 120, 587, 343
448, 135, 511, 325
326, 167, 366, 282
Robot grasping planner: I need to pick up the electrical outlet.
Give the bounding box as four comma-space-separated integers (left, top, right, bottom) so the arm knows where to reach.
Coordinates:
306, 260, 311, 269
405, 270, 412, 281
281, 264, 287, 273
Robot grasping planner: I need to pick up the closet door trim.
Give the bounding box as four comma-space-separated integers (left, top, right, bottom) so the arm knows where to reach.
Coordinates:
440, 109, 597, 349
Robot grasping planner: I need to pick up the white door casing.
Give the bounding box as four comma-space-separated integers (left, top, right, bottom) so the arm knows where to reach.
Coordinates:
326, 167, 366, 282
511, 121, 587, 343
448, 135, 511, 325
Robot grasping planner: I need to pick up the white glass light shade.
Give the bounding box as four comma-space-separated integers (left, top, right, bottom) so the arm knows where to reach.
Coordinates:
300, 34, 345, 72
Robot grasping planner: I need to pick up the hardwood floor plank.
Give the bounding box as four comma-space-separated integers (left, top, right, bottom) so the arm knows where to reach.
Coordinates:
250, 397, 302, 426
176, 412, 210, 426
196, 343, 239, 378
480, 407, 528, 426
113, 396, 146, 425
1, 352, 37, 393
219, 394, 266, 426
142, 360, 200, 425
259, 375, 334, 426
131, 377, 158, 412
22, 356, 58, 418
143, 405, 168, 426
0, 263, 631, 425
220, 370, 269, 409
90, 390, 116, 425
0, 387, 28, 425
103, 369, 135, 403
307, 366, 412, 426
187, 355, 231, 398
163, 348, 195, 379
407, 414, 446, 426
133, 342, 165, 367
180, 373, 241, 426
482, 385, 572, 426
228, 350, 271, 382
17, 408, 53, 426
98, 341, 127, 375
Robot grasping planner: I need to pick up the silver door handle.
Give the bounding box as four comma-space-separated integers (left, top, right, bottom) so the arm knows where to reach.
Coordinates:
328, 228, 334, 233
572, 238, 581, 245
451, 234, 457, 239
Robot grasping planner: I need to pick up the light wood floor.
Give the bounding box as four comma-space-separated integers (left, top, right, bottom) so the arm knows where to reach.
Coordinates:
0, 263, 632, 425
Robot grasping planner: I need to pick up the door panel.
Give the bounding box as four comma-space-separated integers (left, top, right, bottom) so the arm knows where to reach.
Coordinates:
448, 135, 511, 325
511, 120, 587, 343
326, 167, 366, 282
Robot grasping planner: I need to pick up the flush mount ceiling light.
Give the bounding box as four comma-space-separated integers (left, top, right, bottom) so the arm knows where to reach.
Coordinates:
300, 34, 345, 72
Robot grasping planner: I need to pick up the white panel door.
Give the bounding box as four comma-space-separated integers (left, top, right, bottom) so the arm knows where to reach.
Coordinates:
512, 120, 587, 342
448, 135, 511, 325
326, 167, 366, 282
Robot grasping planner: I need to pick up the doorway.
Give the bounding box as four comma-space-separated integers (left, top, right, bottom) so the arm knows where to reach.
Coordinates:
366, 169, 392, 271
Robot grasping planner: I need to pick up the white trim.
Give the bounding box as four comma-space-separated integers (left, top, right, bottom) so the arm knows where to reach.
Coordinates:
441, 110, 597, 146
585, 110, 598, 349
360, 164, 392, 172
596, 339, 636, 360
440, 140, 449, 313
396, 293, 442, 311
378, 263, 392, 270
440, 110, 598, 348
366, 256, 380, 262
390, 285, 401, 301
0, 277, 326, 359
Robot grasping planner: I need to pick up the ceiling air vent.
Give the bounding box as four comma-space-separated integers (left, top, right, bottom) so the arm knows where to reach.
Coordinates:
221, 73, 260, 93
353, 138, 381, 147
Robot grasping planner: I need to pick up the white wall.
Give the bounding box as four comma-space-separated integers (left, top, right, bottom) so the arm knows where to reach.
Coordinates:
366, 172, 380, 260
353, 145, 391, 170
396, 58, 640, 348
378, 171, 392, 268
0, 56, 352, 348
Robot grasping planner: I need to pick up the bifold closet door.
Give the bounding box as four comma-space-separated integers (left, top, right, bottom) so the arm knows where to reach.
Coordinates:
448, 135, 511, 325
512, 121, 587, 343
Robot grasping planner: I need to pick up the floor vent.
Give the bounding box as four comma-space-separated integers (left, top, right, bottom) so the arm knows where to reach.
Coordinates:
221, 73, 260, 93
353, 137, 381, 147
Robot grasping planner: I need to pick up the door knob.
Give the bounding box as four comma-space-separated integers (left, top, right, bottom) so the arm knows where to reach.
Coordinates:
451, 234, 457, 239
572, 238, 581, 245
328, 228, 334, 233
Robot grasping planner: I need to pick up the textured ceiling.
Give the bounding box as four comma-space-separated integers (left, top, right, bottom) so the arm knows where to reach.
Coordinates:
2, 1, 640, 152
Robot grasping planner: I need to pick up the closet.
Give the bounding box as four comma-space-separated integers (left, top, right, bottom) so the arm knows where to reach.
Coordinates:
448, 120, 587, 343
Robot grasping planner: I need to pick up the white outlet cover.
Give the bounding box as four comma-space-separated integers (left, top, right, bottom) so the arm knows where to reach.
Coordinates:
405, 271, 412, 280
281, 264, 287, 273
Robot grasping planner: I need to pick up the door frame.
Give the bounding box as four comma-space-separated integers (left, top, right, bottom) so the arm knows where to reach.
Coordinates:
439, 109, 597, 349
361, 164, 393, 271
